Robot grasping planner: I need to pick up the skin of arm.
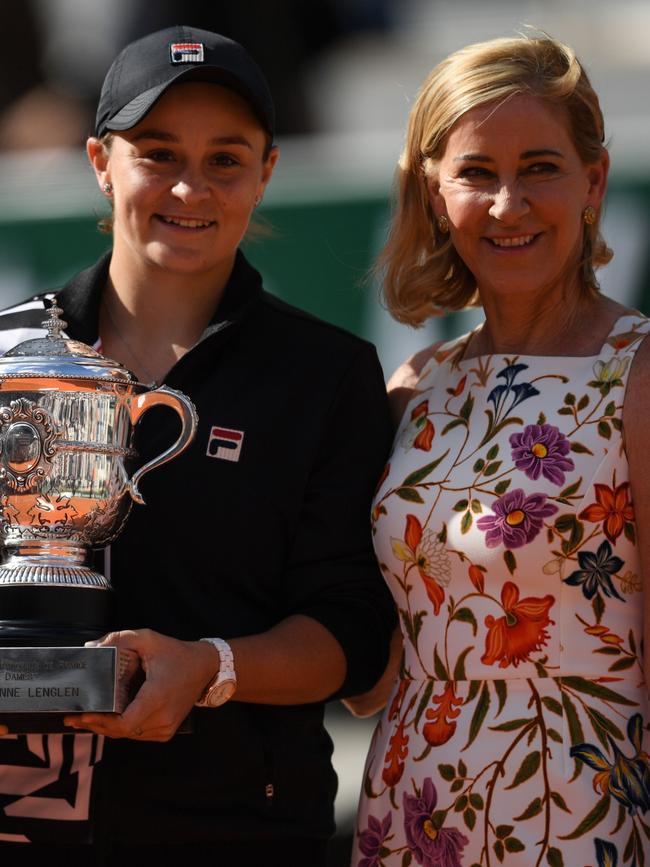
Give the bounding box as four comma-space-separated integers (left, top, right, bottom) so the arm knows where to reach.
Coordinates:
621, 332, 650, 694
342, 343, 442, 718
58, 616, 347, 742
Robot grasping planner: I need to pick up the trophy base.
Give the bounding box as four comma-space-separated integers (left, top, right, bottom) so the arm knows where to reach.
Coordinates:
0, 645, 143, 733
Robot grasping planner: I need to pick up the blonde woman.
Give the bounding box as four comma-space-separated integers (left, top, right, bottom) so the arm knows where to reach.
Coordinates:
352, 35, 650, 866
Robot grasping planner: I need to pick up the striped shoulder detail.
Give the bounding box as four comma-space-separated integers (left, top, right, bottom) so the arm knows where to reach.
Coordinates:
0, 295, 51, 354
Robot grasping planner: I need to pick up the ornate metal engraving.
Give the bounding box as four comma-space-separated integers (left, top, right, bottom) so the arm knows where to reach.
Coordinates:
0, 399, 60, 490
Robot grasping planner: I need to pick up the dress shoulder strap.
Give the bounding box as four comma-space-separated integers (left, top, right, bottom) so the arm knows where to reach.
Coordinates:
597, 313, 650, 360
592, 313, 650, 391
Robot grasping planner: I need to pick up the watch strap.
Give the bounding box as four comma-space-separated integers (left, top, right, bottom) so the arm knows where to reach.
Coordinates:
195, 637, 236, 707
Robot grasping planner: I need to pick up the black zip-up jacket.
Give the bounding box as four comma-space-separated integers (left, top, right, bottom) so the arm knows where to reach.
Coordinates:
0, 251, 396, 847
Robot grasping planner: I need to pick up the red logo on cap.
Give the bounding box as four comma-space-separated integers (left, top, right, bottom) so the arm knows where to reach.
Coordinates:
170, 43, 205, 64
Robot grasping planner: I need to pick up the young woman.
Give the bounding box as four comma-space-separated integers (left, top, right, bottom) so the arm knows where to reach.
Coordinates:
0, 25, 395, 866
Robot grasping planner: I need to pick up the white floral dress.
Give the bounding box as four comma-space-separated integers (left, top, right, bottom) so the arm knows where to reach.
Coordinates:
353, 315, 650, 867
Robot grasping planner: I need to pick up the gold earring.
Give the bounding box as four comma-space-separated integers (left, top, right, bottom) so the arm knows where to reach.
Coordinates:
583, 205, 596, 225
437, 215, 449, 234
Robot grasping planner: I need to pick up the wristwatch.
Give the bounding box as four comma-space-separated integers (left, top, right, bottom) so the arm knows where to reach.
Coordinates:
195, 637, 237, 707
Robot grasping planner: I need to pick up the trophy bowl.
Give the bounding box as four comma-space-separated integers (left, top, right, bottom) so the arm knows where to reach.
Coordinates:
0, 300, 198, 731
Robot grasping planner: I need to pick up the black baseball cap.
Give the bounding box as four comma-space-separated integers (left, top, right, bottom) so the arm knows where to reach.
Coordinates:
95, 25, 275, 139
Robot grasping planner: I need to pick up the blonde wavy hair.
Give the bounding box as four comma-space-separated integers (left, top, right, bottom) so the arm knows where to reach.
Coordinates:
380, 34, 612, 325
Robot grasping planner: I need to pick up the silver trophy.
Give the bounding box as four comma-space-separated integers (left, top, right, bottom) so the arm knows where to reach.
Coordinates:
0, 300, 198, 732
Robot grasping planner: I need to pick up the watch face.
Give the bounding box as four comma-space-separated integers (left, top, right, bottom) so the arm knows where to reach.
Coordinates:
205, 678, 236, 707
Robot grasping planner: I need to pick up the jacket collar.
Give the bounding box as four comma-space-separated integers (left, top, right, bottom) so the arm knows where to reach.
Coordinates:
57, 249, 264, 345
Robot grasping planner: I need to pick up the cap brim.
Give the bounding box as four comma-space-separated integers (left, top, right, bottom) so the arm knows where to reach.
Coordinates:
103, 67, 273, 136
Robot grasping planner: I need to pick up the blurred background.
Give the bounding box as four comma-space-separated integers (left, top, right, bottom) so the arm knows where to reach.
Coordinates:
0, 1, 648, 863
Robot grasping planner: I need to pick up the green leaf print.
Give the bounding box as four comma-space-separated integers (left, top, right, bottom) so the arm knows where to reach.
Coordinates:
546, 847, 565, 867
541, 695, 563, 715
453, 646, 473, 681
513, 797, 543, 820
463, 807, 476, 830
396, 486, 424, 503
494, 478, 511, 495
505, 750, 541, 789
401, 851, 412, 867
459, 394, 474, 420
413, 680, 434, 730
493, 840, 505, 862
561, 692, 585, 781
562, 676, 637, 706
489, 717, 535, 732
559, 793, 610, 840
483, 460, 502, 476
592, 594, 605, 623
586, 706, 624, 742
463, 682, 490, 751
504, 838, 525, 853
494, 679, 507, 716
438, 763, 455, 781
558, 477, 582, 499
402, 449, 450, 486
598, 421, 612, 439
461, 512, 473, 534
570, 442, 594, 455
564, 393, 576, 406
451, 607, 477, 635
496, 825, 514, 838
433, 646, 449, 680
503, 549, 517, 575
469, 792, 484, 809
550, 791, 571, 813
486, 444, 500, 460
441, 417, 467, 436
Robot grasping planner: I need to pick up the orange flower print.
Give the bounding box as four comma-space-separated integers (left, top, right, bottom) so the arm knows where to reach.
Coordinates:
579, 481, 634, 545
423, 682, 464, 746
382, 716, 409, 787
388, 678, 409, 721
401, 400, 435, 451
468, 563, 486, 594
481, 581, 555, 668
446, 375, 467, 397
391, 515, 451, 615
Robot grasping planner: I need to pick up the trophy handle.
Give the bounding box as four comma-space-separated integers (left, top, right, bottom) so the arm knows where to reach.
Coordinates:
127, 386, 198, 505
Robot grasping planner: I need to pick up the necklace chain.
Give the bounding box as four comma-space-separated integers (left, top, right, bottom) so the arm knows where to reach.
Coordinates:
101, 297, 159, 385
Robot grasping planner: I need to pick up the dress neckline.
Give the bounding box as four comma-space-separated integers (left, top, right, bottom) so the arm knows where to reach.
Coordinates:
446, 311, 647, 366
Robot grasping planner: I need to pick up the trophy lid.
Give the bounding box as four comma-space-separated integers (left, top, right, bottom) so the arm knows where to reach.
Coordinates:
0, 299, 138, 385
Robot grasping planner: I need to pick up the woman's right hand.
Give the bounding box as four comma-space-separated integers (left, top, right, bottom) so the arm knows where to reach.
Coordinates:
63, 628, 220, 741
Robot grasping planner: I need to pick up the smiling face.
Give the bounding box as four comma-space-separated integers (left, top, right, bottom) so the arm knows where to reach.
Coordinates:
87, 81, 277, 287
429, 93, 608, 302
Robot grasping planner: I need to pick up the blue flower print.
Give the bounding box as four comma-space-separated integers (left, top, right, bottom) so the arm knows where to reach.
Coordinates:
570, 714, 650, 817
595, 838, 618, 867
563, 540, 624, 601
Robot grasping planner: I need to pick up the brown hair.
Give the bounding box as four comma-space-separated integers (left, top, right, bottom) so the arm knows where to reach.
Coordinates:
379, 34, 612, 325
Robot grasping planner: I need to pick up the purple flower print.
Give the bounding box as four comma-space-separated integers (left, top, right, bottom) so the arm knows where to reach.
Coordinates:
403, 778, 469, 867
357, 811, 392, 867
509, 424, 574, 486
477, 488, 558, 549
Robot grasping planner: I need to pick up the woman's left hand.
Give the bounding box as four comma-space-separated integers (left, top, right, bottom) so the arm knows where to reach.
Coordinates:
63, 629, 219, 741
